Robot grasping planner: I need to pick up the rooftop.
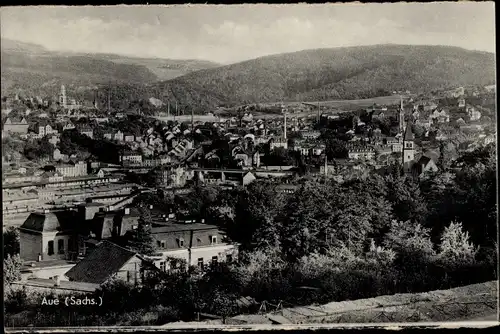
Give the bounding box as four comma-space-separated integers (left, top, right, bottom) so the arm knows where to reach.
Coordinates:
21, 259, 76, 271
19, 210, 76, 233
65, 241, 139, 284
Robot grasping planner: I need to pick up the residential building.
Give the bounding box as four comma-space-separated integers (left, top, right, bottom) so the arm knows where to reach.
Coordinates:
269, 137, 288, 150
416, 119, 432, 130
150, 222, 238, 271
423, 102, 438, 112
19, 210, 79, 262
411, 155, 438, 177
2, 117, 29, 134
300, 130, 321, 140
54, 161, 87, 177
153, 165, 193, 188
114, 131, 124, 142
347, 146, 376, 160
430, 110, 450, 123
33, 122, 57, 137
65, 241, 153, 286
458, 98, 466, 108
124, 133, 135, 142
119, 152, 143, 165
78, 126, 93, 139
467, 106, 482, 121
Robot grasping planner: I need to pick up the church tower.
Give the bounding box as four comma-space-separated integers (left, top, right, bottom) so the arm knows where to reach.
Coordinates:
402, 122, 415, 173
59, 85, 67, 109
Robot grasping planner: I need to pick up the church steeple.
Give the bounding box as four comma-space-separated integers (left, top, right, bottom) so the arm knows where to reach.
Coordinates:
399, 95, 405, 133
402, 121, 415, 173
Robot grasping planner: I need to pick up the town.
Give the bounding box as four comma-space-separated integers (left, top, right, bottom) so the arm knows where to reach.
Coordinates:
2, 3, 497, 328
3, 81, 497, 325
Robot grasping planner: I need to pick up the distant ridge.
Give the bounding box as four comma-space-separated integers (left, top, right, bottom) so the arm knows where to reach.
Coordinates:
1, 38, 48, 53
0, 38, 221, 95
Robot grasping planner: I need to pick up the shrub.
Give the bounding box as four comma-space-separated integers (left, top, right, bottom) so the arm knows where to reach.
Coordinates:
437, 221, 478, 269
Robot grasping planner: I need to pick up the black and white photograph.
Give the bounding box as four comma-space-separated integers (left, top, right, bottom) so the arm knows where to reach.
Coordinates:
1, 3, 498, 330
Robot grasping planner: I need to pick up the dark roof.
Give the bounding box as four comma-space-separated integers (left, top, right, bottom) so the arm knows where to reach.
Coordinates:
65, 241, 138, 284
4, 116, 27, 124
417, 155, 432, 165
20, 211, 76, 233
404, 122, 414, 141
152, 223, 220, 233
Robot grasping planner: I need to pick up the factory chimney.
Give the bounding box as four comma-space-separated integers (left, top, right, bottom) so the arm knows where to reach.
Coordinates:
283, 110, 287, 140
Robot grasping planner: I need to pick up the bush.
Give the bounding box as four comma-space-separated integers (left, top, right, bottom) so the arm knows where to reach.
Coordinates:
4, 254, 22, 283
4, 286, 29, 314
437, 221, 478, 269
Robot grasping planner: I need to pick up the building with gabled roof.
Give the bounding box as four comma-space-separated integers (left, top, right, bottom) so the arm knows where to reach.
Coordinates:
411, 155, 438, 177
64, 240, 151, 285
2, 116, 29, 134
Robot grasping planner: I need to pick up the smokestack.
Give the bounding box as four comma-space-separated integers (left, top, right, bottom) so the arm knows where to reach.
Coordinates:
167, 101, 170, 117
283, 111, 287, 140
175, 101, 178, 116
191, 108, 194, 130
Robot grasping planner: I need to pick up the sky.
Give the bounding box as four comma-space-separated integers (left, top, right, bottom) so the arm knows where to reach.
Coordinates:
0, 3, 495, 64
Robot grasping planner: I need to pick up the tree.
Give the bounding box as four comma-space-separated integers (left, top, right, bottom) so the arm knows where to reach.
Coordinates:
437, 221, 478, 268
385, 175, 428, 224
3, 226, 20, 258
129, 211, 157, 256
4, 254, 22, 283
23, 137, 55, 161
384, 220, 436, 260
320, 129, 348, 159
412, 124, 426, 138
206, 289, 240, 323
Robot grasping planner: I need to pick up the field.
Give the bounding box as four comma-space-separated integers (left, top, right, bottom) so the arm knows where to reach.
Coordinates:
154, 95, 404, 123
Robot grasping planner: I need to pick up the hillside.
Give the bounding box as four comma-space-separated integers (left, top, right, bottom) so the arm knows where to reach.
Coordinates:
0, 38, 220, 96
155, 44, 496, 109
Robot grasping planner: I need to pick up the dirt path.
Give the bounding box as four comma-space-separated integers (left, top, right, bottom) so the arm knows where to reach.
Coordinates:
227, 281, 498, 325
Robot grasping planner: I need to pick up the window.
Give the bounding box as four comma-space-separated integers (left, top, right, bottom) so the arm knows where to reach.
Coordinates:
157, 240, 162, 247
161, 241, 166, 248
210, 236, 217, 245
48, 241, 54, 255
160, 261, 166, 272
58, 239, 64, 254
226, 254, 233, 264
212, 256, 218, 265
197, 258, 204, 269
178, 238, 184, 247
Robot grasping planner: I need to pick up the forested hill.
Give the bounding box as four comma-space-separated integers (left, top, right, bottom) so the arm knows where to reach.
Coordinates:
0, 38, 220, 97
155, 44, 495, 108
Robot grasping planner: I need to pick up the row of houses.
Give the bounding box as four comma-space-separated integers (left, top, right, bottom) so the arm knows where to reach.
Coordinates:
16, 204, 238, 288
